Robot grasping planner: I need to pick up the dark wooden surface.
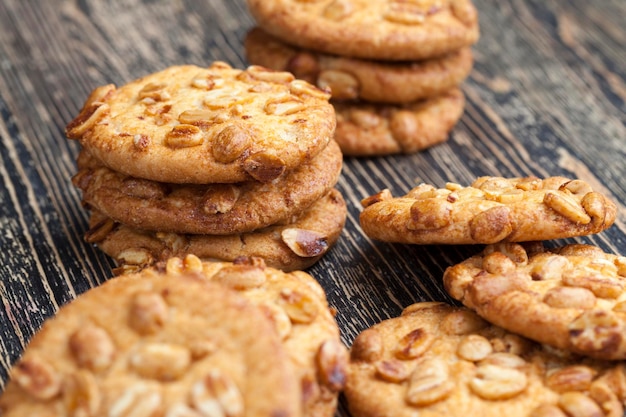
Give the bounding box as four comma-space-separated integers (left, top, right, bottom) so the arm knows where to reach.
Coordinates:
0, 0, 624, 411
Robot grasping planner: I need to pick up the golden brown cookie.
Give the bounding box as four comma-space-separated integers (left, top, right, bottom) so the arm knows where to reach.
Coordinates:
159, 255, 349, 417
0, 271, 301, 417
333, 89, 464, 156
444, 242, 626, 360
346, 302, 626, 417
246, 0, 480, 61
244, 27, 474, 104
65, 62, 335, 184
85, 188, 347, 273
72, 140, 342, 235
360, 176, 617, 244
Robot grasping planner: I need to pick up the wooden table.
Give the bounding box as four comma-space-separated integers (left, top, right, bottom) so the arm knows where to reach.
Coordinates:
0, 0, 624, 409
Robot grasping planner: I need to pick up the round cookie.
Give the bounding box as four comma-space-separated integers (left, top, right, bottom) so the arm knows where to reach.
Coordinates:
72, 139, 342, 235
246, 0, 480, 61
346, 301, 626, 417
65, 62, 336, 184
159, 254, 349, 417
245, 27, 474, 104
360, 176, 617, 244
0, 272, 301, 417
333, 88, 464, 156
444, 242, 626, 360
85, 188, 347, 273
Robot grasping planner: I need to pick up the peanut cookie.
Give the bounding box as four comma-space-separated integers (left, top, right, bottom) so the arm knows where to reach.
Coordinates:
244, 27, 474, 104
246, 0, 479, 61
333, 89, 465, 156
0, 271, 301, 417
360, 176, 617, 244
346, 301, 626, 417
65, 62, 335, 184
159, 255, 349, 417
85, 188, 347, 273
72, 140, 342, 235
444, 242, 626, 360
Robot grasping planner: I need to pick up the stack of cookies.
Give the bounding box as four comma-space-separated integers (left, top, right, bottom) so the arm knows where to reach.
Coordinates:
0, 255, 349, 417
66, 62, 346, 273
244, 0, 480, 156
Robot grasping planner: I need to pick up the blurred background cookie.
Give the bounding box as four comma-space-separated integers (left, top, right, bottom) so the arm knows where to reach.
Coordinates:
333, 89, 465, 156
246, 0, 479, 61
245, 27, 473, 104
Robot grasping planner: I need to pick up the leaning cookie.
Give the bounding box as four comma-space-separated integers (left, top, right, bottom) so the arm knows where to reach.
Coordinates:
245, 27, 474, 104
333, 89, 465, 156
159, 255, 349, 417
246, 0, 479, 61
444, 242, 626, 360
66, 62, 335, 184
72, 140, 342, 235
0, 271, 301, 417
86, 189, 347, 273
360, 176, 617, 244
346, 302, 626, 417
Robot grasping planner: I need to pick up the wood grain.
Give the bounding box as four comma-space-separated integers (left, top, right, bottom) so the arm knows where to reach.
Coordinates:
0, 1, 624, 413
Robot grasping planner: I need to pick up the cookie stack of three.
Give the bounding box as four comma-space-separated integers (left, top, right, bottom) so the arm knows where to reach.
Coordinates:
245, 0, 480, 156
66, 62, 346, 273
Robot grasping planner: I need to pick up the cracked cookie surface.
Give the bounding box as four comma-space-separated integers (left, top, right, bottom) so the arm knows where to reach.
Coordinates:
0, 271, 301, 417
346, 301, 626, 417
246, 0, 479, 61
66, 62, 335, 184
360, 176, 617, 244
444, 242, 626, 360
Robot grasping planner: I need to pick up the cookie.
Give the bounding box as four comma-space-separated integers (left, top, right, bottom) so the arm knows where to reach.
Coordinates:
245, 27, 474, 104
246, 0, 479, 61
346, 301, 626, 417
0, 271, 301, 417
360, 176, 617, 244
85, 188, 347, 273
65, 62, 336, 184
332, 89, 465, 156
72, 139, 342, 235
158, 254, 349, 417
444, 242, 626, 360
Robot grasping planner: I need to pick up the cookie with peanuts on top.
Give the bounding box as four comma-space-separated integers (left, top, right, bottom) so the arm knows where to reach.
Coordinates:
360, 176, 617, 245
